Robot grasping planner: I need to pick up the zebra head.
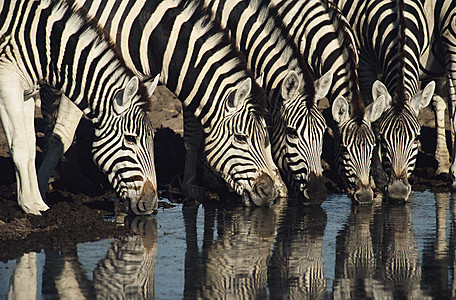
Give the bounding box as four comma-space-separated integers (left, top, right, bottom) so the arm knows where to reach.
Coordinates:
272, 70, 333, 205
332, 95, 386, 204
373, 80, 435, 202
93, 76, 158, 215
204, 78, 286, 206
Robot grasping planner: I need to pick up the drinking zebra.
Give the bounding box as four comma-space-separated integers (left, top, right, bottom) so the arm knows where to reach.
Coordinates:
271, 0, 387, 203
419, 0, 456, 186
0, 0, 158, 215
201, 0, 334, 204
331, 0, 435, 201
39, 0, 285, 206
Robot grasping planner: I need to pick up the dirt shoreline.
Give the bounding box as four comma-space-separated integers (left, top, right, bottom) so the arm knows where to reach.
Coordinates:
0, 86, 452, 261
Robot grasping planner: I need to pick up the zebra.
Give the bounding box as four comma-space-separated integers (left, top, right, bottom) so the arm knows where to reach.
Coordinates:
0, 0, 159, 215
271, 0, 388, 203
331, 0, 436, 201
200, 0, 334, 204
418, 0, 456, 186
38, 0, 286, 206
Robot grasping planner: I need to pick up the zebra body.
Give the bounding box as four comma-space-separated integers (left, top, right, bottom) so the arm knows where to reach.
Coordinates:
272, 0, 388, 203
419, 0, 456, 186
39, 0, 284, 206
0, 0, 157, 215
332, 0, 435, 201
202, 0, 333, 204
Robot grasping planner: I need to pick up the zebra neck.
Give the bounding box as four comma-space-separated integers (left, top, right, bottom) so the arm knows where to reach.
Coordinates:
74, 0, 258, 129
333, 0, 427, 102
204, 0, 306, 105
273, 0, 358, 105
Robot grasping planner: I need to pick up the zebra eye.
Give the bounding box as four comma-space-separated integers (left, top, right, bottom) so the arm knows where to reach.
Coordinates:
125, 134, 137, 145
234, 133, 248, 144
286, 127, 298, 138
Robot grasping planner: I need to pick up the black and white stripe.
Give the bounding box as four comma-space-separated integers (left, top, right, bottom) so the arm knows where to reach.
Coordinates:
0, 0, 157, 215
419, 0, 456, 186
40, 0, 284, 206
202, 0, 333, 204
332, 0, 435, 201
272, 0, 387, 203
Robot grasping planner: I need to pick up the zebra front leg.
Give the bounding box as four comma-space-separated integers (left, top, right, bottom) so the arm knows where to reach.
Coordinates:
37, 94, 83, 198
182, 109, 206, 201
0, 72, 48, 214
433, 95, 450, 175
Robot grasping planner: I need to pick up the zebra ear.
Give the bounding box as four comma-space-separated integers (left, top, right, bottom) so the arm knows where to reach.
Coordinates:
282, 70, 301, 101
113, 76, 139, 115
256, 72, 265, 88
332, 96, 350, 124
365, 95, 386, 123
410, 81, 435, 115
314, 70, 333, 101
372, 80, 392, 106
146, 74, 160, 97
235, 78, 252, 105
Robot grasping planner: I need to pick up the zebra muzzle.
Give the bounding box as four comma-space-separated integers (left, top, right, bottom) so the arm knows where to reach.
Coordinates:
125, 180, 158, 215
302, 172, 327, 206
386, 180, 411, 202
243, 173, 278, 206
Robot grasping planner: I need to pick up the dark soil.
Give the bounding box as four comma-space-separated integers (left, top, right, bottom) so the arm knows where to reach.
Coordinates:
0, 89, 451, 261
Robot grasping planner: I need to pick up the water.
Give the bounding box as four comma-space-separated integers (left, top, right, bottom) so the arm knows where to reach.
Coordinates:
0, 190, 455, 299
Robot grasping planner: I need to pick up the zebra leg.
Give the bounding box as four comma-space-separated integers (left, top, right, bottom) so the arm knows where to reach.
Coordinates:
182, 109, 206, 201
0, 71, 48, 214
432, 95, 450, 175
37, 94, 83, 198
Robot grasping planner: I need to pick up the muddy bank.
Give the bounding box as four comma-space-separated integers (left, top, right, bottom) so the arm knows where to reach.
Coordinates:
0, 86, 451, 261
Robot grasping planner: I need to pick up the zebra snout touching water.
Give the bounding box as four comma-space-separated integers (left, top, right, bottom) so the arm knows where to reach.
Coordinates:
202, 0, 332, 205
330, 0, 435, 202
37, 0, 285, 207
0, 0, 158, 215
272, 0, 387, 204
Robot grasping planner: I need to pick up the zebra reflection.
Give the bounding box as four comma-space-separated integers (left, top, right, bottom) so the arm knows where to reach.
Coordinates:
183, 201, 286, 299
94, 216, 158, 299
333, 205, 377, 299
267, 201, 327, 299
333, 203, 427, 299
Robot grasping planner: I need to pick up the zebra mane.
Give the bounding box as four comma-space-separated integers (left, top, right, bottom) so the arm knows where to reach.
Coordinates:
265, 1, 317, 108
65, 0, 153, 112
327, 1, 365, 124
187, 0, 268, 115
396, 0, 407, 109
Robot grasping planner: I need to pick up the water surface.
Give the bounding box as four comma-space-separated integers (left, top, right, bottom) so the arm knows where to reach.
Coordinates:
0, 191, 454, 299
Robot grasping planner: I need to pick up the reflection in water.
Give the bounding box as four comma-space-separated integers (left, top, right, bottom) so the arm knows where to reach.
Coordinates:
183, 200, 286, 299
7, 252, 38, 299
333, 205, 376, 299
6, 216, 158, 299
377, 203, 422, 298
333, 201, 431, 299
94, 216, 157, 299
268, 200, 327, 299
7, 192, 456, 298
42, 243, 94, 299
